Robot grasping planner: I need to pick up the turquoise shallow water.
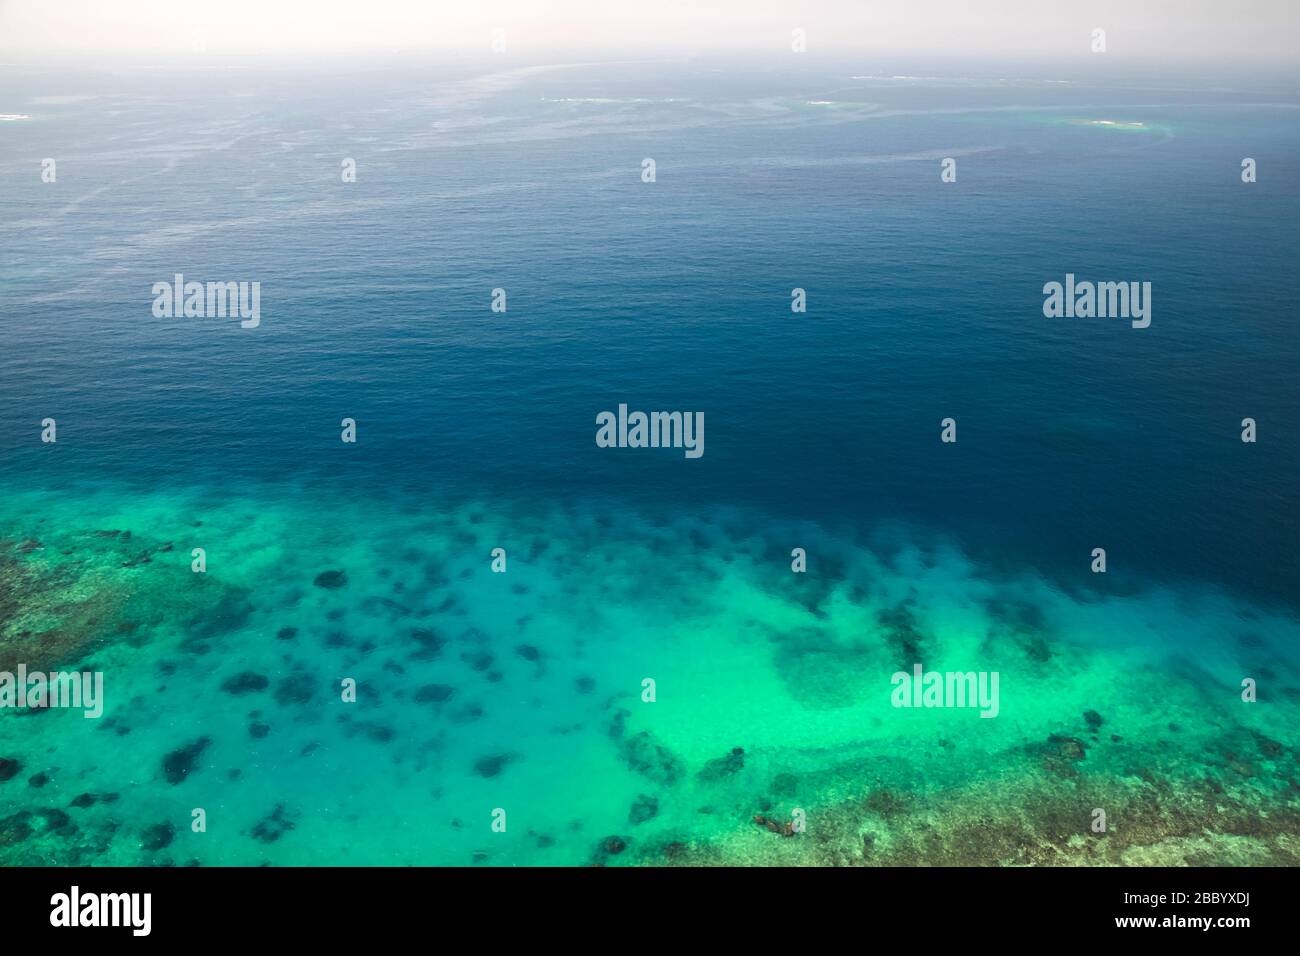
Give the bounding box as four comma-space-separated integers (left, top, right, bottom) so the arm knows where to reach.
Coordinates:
1, 59, 1298, 865
2, 479, 1297, 865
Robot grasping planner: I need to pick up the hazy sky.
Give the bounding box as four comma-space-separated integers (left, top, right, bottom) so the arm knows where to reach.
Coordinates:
1, 0, 1297, 62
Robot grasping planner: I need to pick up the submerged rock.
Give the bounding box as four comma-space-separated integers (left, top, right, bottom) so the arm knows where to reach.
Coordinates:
449, 703, 484, 723
0, 757, 22, 783
141, 822, 175, 851
1048, 734, 1087, 761
753, 814, 797, 837
591, 835, 630, 864
274, 673, 316, 706
3, 531, 260, 674
39, 808, 77, 837
355, 721, 395, 743
408, 628, 447, 661
662, 841, 688, 861
628, 794, 659, 825
697, 747, 745, 783
473, 754, 513, 778
877, 602, 926, 666
1250, 731, 1284, 758
985, 597, 1053, 662
600, 835, 628, 854
622, 731, 684, 786
162, 737, 210, 785
1034, 734, 1089, 777
313, 570, 348, 590
0, 811, 34, 846
608, 711, 685, 787
221, 671, 270, 695
771, 772, 799, 797
865, 788, 908, 817
250, 804, 296, 844
414, 684, 455, 704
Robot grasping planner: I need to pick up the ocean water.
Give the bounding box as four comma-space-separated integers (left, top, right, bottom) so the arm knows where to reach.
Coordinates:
1, 58, 1298, 866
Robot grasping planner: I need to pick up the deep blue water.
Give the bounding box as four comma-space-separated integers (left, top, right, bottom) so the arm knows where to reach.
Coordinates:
2, 58, 1298, 606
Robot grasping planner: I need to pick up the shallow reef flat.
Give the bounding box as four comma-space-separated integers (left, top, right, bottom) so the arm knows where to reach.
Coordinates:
1, 481, 1297, 866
